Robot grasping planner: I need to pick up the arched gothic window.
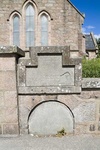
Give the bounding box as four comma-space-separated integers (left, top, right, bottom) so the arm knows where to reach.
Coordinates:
26, 4, 35, 47
41, 14, 48, 46
13, 15, 20, 46
11, 3, 50, 48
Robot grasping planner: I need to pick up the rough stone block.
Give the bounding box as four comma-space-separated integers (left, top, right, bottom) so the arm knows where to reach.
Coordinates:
93, 91, 100, 99
0, 106, 18, 124
4, 91, 17, 106
98, 122, 100, 131
3, 124, 19, 134
73, 102, 96, 123
18, 64, 26, 86
58, 95, 81, 110
75, 124, 88, 134
78, 91, 92, 99
0, 72, 16, 90
0, 91, 4, 106
89, 124, 95, 131
19, 106, 30, 133
19, 95, 33, 109
0, 125, 2, 134
0, 57, 15, 71
0, 108, 5, 123
4, 107, 18, 123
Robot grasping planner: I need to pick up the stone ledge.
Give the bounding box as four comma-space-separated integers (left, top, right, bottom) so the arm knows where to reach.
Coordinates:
18, 46, 82, 93
18, 86, 81, 94
0, 46, 25, 57
82, 78, 100, 89
30, 46, 82, 66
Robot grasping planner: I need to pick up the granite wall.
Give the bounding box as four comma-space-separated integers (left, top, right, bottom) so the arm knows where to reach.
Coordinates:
0, 0, 84, 52
0, 46, 24, 135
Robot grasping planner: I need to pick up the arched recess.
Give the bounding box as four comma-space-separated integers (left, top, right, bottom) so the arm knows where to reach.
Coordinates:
22, 0, 37, 48
28, 100, 75, 136
38, 11, 51, 46
9, 11, 21, 47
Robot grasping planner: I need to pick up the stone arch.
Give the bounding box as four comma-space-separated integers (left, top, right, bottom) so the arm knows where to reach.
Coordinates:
38, 10, 51, 19
28, 100, 75, 136
22, 0, 38, 9
9, 10, 22, 18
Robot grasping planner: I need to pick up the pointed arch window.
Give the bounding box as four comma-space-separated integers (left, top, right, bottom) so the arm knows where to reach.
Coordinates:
26, 4, 35, 47
41, 14, 48, 46
13, 15, 20, 46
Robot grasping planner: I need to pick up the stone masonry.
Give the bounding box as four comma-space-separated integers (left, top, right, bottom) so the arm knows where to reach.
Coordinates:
0, 45, 99, 136
0, 0, 84, 52
0, 46, 24, 134
0, 0, 100, 136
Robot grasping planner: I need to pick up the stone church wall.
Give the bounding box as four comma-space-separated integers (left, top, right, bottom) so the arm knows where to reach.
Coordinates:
0, 0, 84, 51
0, 0, 98, 136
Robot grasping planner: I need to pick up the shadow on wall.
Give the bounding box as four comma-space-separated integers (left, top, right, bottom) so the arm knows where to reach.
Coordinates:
27, 100, 75, 136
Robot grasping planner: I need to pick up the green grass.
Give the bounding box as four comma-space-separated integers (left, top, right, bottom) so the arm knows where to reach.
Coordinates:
82, 58, 100, 78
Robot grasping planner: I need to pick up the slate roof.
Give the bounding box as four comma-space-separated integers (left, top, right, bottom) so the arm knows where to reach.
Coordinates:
85, 33, 98, 50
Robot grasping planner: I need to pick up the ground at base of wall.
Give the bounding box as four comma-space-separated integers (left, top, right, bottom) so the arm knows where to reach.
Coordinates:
0, 134, 100, 150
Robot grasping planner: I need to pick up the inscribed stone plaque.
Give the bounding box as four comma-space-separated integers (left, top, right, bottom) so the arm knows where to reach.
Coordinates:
26, 55, 74, 87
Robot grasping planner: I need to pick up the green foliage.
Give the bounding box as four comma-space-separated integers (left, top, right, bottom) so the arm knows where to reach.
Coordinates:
96, 38, 100, 58
82, 58, 100, 78
97, 38, 100, 48
56, 128, 66, 137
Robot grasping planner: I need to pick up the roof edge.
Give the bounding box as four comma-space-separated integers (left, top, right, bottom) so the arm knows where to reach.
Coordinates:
90, 32, 99, 50
68, 0, 85, 18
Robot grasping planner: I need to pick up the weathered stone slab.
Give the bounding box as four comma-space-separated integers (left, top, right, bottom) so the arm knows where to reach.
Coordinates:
0, 46, 25, 57
26, 56, 74, 87
3, 124, 18, 134
82, 78, 100, 89
18, 46, 82, 94
28, 101, 74, 135
18, 86, 81, 94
